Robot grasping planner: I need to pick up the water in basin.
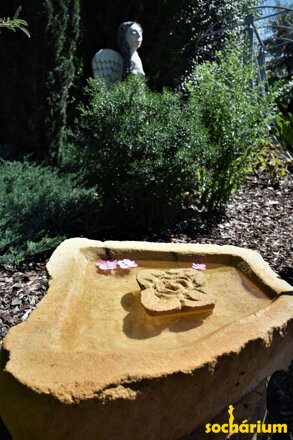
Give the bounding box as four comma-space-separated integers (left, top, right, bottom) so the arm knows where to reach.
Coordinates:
57, 260, 271, 353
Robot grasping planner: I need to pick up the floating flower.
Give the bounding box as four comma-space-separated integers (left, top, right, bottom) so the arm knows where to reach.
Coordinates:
192, 263, 206, 271
96, 260, 117, 270
117, 259, 138, 269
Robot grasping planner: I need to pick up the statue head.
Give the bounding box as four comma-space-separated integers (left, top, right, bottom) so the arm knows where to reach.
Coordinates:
117, 21, 143, 52
126, 23, 143, 51
117, 21, 143, 80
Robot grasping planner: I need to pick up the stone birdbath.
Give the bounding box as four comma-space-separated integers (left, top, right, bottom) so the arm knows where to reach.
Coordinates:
0, 239, 292, 440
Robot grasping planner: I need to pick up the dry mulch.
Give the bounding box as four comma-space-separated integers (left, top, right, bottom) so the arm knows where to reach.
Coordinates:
0, 172, 292, 344
150, 173, 292, 282
0, 263, 48, 343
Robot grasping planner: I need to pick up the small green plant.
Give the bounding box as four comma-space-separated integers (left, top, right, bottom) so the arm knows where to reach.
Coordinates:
66, 75, 214, 230
253, 141, 291, 183
272, 112, 293, 156
0, 160, 99, 264
0, 7, 30, 37
186, 38, 278, 211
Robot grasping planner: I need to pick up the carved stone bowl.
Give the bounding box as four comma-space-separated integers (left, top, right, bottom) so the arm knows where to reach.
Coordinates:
0, 239, 292, 440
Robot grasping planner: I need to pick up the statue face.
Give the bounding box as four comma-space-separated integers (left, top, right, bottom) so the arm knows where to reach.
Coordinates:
126, 23, 142, 50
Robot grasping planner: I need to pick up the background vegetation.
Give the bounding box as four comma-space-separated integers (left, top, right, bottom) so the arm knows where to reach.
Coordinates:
67, 40, 277, 228
0, 0, 256, 161
0, 160, 98, 263
66, 76, 213, 230
264, 3, 293, 83
0, 0, 80, 163
0, 0, 291, 263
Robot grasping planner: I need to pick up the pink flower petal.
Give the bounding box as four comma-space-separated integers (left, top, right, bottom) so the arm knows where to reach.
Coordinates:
192, 263, 206, 271
119, 263, 130, 269
117, 259, 138, 269
96, 260, 117, 270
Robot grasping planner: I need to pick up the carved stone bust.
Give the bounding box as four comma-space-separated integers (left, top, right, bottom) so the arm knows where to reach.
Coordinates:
92, 21, 145, 85
137, 269, 216, 316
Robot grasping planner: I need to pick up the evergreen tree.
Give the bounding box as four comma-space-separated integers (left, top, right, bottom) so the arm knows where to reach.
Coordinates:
0, 1, 80, 163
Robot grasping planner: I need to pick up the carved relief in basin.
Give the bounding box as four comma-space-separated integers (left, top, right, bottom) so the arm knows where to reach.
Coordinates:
137, 268, 216, 315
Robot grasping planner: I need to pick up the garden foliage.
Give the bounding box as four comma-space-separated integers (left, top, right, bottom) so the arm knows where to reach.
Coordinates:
264, 3, 293, 81
0, 7, 30, 37
67, 41, 277, 228
0, 160, 99, 263
0, 0, 80, 163
186, 40, 278, 210
272, 112, 293, 156
67, 76, 213, 229
80, 0, 258, 90
0, 0, 258, 162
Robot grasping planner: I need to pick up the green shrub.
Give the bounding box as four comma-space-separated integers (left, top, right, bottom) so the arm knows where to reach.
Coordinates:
0, 160, 99, 263
186, 40, 278, 211
66, 75, 214, 230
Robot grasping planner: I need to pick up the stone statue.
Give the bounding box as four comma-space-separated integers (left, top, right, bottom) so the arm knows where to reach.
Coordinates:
92, 21, 145, 85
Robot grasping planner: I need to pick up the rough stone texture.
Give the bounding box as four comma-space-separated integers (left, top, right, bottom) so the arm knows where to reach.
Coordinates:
0, 238, 292, 440
137, 268, 216, 316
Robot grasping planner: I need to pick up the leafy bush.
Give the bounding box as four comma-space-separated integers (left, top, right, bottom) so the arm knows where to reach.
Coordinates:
0, 160, 99, 263
66, 75, 214, 230
186, 40, 278, 211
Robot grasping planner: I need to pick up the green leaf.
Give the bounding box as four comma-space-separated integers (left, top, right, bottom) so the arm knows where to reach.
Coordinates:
19, 26, 30, 37
13, 6, 22, 19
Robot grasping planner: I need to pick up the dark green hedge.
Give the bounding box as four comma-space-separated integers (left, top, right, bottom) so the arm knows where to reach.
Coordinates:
0, 0, 80, 163
0, 160, 99, 263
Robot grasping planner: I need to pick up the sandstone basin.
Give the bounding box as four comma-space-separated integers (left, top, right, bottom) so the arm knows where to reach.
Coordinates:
0, 239, 292, 440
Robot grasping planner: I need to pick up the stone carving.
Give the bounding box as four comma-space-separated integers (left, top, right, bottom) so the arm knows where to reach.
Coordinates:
92, 21, 145, 85
137, 268, 216, 316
